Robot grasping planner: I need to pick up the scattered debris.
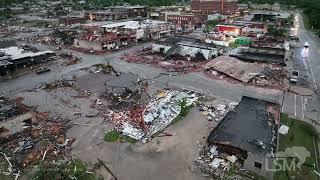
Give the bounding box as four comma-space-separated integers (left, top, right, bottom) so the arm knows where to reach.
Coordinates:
279, 125, 289, 135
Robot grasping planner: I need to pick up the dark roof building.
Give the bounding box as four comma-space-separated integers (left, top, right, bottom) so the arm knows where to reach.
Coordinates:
207, 96, 279, 177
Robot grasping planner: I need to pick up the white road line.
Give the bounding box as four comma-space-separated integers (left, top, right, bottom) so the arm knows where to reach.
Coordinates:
309, 64, 318, 90
294, 94, 297, 116
301, 95, 305, 119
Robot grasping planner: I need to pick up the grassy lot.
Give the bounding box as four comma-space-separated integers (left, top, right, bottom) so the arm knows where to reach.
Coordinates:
274, 113, 319, 180
104, 130, 137, 143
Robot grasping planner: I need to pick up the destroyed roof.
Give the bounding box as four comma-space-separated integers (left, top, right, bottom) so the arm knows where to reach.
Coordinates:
208, 96, 279, 156
228, 47, 285, 64
161, 36, 219, 50
204, 56, 264, 83
105, 73, 139, 92
0, 60, 12, 67
164, 36, 202, 44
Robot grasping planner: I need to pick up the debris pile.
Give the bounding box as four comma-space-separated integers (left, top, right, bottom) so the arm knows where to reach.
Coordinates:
199, 102, 238, 122
250, 66, 285, 89
194, 144, 240, 177
122, 49, 207, 73
106, 90, 199, 141
40, 80, 75, 91
0, 98, 74, 179
204, 60, 285, 89
59, 53, 82, 67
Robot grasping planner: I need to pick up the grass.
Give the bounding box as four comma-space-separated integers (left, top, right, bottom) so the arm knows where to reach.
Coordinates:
229, 42, 240, 49
302, 13, 312, 31
274, 113, 319, 180
31, 159, 101, 180
171, 98, 194, 124
104, 130, 137, 143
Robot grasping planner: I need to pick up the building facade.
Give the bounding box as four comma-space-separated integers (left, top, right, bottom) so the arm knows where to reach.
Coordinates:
165, 12, 207, 31
191, 0, 238, 15
84, 10, 128, 21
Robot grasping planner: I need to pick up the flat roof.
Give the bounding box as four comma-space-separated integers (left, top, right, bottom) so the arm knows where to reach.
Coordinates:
0, 47, 54, 61
208, 96, 279, 156
100, 20, 170, 30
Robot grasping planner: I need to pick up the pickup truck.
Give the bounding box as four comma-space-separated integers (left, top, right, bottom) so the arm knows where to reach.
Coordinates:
290, 71, 299, 83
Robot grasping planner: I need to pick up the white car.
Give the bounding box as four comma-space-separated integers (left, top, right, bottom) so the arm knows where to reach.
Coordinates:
304, 42, 309, 48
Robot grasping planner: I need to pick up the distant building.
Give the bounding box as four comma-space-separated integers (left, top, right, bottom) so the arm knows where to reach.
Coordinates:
165, 12, 207, 31
84, 10, 128, 21
215, 24, 243, 36
191, 0, 238, 15
59, 17, 86, 25
108, 6, 148, 18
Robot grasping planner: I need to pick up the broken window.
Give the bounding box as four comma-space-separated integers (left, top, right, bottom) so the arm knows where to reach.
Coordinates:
254, 162, 262, 169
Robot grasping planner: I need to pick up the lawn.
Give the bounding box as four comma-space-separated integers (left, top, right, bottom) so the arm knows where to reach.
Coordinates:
104, 130, 137, 143
274, 113, 319, 180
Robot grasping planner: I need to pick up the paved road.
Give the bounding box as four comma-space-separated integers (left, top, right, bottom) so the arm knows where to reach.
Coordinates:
282, 14, 320, 126
0, 43, 282, 104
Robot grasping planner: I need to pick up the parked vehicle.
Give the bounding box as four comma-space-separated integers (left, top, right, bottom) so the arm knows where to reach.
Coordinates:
36, 68, 51, 74
290, 71, 299, 83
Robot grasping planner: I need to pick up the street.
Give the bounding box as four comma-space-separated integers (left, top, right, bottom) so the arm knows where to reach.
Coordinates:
0, 43, 282, 104
282, 14, 320, 126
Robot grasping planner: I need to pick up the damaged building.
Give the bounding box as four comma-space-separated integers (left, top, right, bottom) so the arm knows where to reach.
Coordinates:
74, 20, 174, 52
104, 73, 144, 97
229, 46, 287, 65
0, 97, 33, 137
207, 96, 280, 177
152, 36, 223, 61
0, 46, 55, 76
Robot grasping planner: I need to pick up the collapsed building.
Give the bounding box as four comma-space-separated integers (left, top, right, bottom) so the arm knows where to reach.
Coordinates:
107, 89, 199, 141
0, 96, 74, 179
0, 46, 55, 76
105, 73, 144, 97
204, 56, 264, 83
207, 96, 280, 177
152, 36, 223, 61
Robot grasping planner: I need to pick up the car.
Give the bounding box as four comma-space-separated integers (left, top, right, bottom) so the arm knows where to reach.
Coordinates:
36, 68, 51, 74
290, 70, 299, 83
304, 42, 309, 48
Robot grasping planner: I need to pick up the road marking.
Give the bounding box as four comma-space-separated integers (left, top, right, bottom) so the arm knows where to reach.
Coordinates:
294, 94, 297, 116
301, 95, 305, 119
309, 64, 318, 90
